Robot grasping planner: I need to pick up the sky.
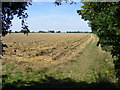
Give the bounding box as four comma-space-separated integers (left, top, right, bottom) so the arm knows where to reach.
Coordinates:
11, 2, 91, 32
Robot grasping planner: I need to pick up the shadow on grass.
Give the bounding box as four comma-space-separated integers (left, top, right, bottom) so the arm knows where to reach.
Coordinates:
2, 75, 118, 89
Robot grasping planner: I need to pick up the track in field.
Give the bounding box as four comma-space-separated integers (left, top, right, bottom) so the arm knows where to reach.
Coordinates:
2, 33, 92, 62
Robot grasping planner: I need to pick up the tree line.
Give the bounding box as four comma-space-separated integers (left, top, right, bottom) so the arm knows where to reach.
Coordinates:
11, 30, 91, 33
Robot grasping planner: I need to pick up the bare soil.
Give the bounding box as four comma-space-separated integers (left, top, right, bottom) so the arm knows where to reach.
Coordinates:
2, 33, 91, 61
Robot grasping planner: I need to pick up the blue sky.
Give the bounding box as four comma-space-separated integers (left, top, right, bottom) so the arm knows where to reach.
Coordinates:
11, 2, 91, 32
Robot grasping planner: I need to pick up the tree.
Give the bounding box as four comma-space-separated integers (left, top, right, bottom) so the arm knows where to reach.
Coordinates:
19, 30, 25, 33
54, 0, 76, 6
56, 31, 61, 33
48, 30, 55, 33
15, 31, 19, 33
8, 30, 12, 34
38, 30, 46, 33
77, 2, 120, 83
1, 1, 32, 36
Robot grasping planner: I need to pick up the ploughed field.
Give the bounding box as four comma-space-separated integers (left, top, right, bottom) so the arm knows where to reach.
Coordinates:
2, 33, 92, 63
2, 33, 116, 88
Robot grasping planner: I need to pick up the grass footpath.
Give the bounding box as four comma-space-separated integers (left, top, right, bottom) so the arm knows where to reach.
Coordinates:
2, 34, 118, 89
43, 34, 116, 82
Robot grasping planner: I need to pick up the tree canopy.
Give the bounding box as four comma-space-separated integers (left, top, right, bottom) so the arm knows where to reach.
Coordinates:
1, 1, 32, 36
77, 2, 120, 83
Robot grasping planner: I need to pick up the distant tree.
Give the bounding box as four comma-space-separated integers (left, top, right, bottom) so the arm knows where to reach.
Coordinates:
66, 31, 72, 33
8, 30, 12, 34
38, 31, 46, 33
15, 31, 19, 33
56, 31, 61, 33
19, 30, 25, 33
48, 30, 55, 33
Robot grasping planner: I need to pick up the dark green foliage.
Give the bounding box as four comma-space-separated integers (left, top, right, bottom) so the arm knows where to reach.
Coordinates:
8, 30, 12, 34
66, 31, 91, 33
56, 31, 61, 33
48, 30, 55, 33
19, 30, 25, 33
15, 31, 19, 33
77, 2, 120, 83
38, 31, 46, 33
20, 29, 30, 33
2, 2, 31, 36
54, 0, 76, 6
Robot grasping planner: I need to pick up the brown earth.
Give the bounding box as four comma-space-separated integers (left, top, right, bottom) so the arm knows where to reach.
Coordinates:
2, 33, 92, 67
